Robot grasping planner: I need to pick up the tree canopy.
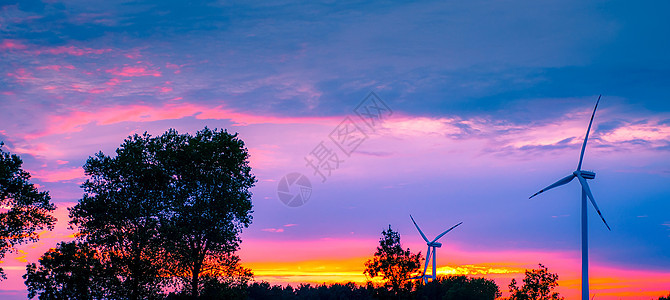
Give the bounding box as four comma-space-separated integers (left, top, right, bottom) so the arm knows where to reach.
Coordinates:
0, 143, 56, 279
24, 241, 111, 300
155, 128, 255, 296
507, 263, 563, 300
69, 132, 171, 299
364, 225, 423, 297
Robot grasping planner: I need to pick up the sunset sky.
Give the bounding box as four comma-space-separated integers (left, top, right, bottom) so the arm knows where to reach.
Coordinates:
1, 0, 669, 299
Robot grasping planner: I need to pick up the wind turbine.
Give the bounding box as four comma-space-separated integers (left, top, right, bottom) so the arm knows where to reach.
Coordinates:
529, 95, 611, 300
409, 215, 462, 284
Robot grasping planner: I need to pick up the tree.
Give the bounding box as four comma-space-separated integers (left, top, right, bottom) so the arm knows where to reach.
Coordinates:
508, 264, 563, 300
156, 128, 256, 297
659, 293, 670, 300
364, 225, 422, 297
23, 242, 112, 299
0, 142, 56, 279
415, 275, 501, 300
69, 133, 170, 299
68, 128, 256, 298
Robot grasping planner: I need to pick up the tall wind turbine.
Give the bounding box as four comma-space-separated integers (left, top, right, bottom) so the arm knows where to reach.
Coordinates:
409, 215, 462, 284
529, 95, 611, 300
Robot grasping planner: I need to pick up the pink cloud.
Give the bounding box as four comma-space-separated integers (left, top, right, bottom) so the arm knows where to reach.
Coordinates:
2, 40, 109, 57
10, 143, 62, 158
6, 68, 35, 82
105, 77, 131, 86
379, 111, 670, 158
36, 65, 75, 71
261, 228, 285, 233
86, 87, 109, 94
599, 121, 670, 147
27, 167, 84, 182
379, 115, 463, 137
165, 63, 182, 74
123, 49, 142, 59
33, 46, 111, 56
107, 66, 161, 77
0, 39, 27, 50
246, 145, 293, 171
23, 103, 340, 139
69, 83, 112, 95
195, 106, 340, 126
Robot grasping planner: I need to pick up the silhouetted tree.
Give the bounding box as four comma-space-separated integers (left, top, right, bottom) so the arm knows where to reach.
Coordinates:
156, 128, 256, 297
364, 225, 422, 297
0, 142, 56, 279
414, 275, 501, 300
68, 128, 255, 298
508, 264, 563, 300
659, 293, 670, 300
23, 242, 112, 299
70, 133, 170, 299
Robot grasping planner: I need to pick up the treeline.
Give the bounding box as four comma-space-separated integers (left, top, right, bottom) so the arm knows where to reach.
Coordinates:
166, 276, 499, 300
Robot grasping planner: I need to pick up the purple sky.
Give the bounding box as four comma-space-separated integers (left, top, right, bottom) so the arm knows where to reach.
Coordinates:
1, 0, 669, 297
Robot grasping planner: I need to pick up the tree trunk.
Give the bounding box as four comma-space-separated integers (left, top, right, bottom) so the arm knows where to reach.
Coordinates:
191, 261, 201, 297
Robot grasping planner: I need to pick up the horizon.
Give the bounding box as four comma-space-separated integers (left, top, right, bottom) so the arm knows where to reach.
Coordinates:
1, 1, 669, 299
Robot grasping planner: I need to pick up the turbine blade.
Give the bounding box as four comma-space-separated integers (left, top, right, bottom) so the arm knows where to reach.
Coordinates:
576, 175, 612, 231
410, 215, 430, 242
529, 174, 575, 199
577, 95, 601, 171
432, 222, 463, 243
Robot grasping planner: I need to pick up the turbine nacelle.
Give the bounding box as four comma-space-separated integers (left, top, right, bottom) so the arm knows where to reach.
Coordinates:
574, 170, 595, 180
427, 242, 442, 248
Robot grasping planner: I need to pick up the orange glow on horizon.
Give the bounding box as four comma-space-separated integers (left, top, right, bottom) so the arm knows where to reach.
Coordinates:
237, 239, 670, 299
242, 257, 670, 299
1, 234, 668, 298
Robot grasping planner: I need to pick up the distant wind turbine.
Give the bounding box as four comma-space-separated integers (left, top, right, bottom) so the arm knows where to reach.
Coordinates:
529, 95, 611, 300
409, 215, 462, 284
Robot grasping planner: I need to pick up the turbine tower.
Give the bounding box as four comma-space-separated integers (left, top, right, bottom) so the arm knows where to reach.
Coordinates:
409, 215, 462, 284
529, 95, 611, 300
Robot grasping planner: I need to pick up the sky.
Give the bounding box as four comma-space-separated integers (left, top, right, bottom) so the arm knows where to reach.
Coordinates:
1, 0, 669, 298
